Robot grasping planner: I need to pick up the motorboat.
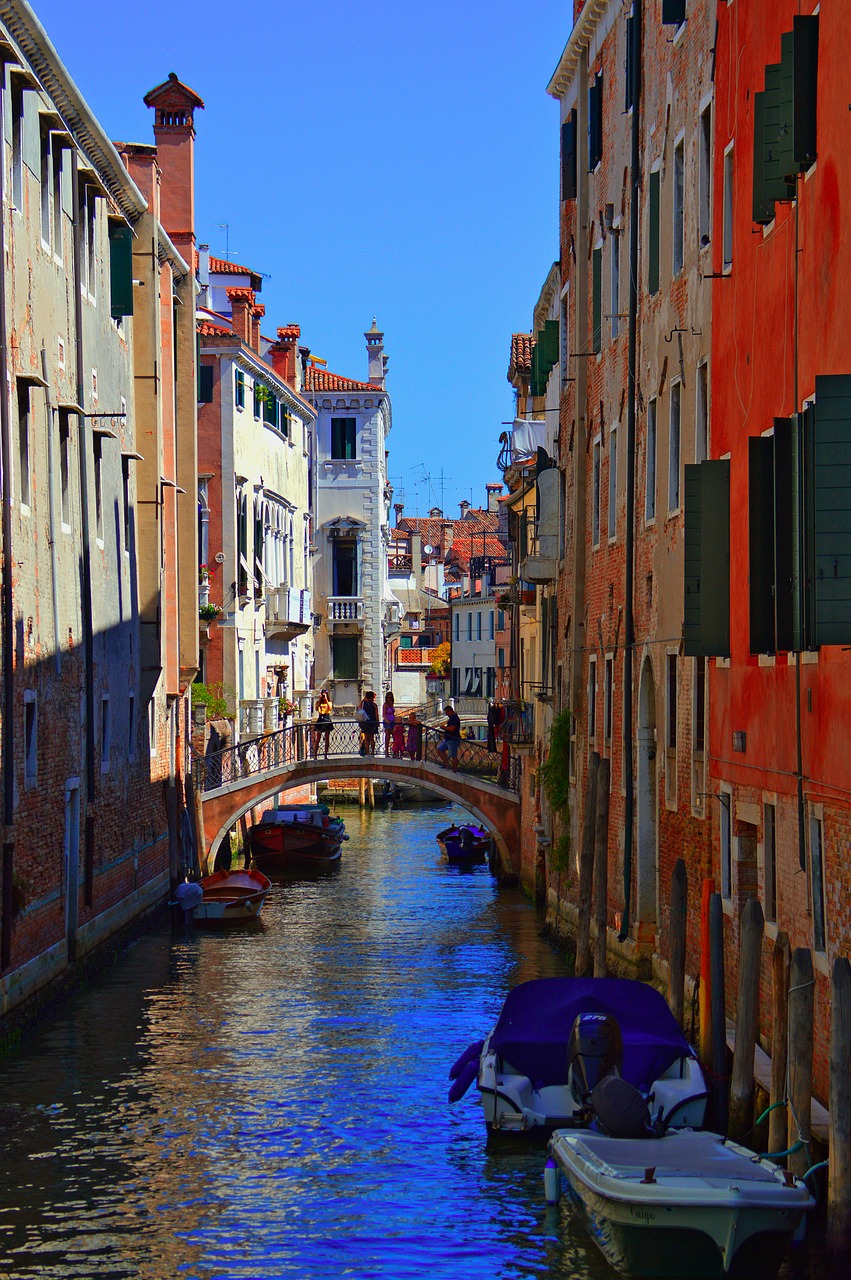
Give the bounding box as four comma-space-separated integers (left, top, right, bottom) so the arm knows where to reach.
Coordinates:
248, 803, 347, 873
546, 1126, 813, 1278
449, 977, 708, 1136
189, 867, 271, 925
436, 823, 491, 864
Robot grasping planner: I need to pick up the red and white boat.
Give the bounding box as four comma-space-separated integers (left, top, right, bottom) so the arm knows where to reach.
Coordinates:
248, 804, 346, 873
192, 867, 271, 925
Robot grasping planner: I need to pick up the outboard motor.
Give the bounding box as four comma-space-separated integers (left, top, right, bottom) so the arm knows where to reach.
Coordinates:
567, 1012, 624, 1107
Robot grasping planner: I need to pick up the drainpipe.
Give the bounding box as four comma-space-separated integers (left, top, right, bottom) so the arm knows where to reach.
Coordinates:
0, 85, 14, 970
71, 152, 96, 917
619, 0, 642, 941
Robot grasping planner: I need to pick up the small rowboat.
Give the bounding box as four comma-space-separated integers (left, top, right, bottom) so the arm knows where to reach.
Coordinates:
191, 868, 271, 925
436, 823, 491, 864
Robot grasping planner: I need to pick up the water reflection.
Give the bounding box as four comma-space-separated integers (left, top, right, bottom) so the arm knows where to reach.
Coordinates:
0, 805, 824, 1279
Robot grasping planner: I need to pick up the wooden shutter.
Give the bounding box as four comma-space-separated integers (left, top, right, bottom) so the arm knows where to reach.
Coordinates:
763, 56, 795, 204
592, 248, 602, 354
662, 0, 686, 24
684, 460, 731, 657
648, 170, 660, 294
588, 75, 602, 171
793, 15, 818, 167
108, 221, 134, 318
749, 436, 776, 653
561, 112, 577, 201
811, 375, 851, 646
772, 417, 796, 651
752, 94, 774, 225
20, 85, 40, 176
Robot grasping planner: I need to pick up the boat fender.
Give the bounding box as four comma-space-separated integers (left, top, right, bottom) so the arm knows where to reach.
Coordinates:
544, 1158, 561, 1205
449, 1039, 484, 1080
448, 1059, 479, 1103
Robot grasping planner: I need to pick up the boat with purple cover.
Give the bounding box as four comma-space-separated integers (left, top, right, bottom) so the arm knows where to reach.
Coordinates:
436, 823, 491, 864
449, 977, 708, 1136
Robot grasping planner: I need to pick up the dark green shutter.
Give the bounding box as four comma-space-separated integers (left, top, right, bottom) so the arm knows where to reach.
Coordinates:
333, 635, 358, 680
542, 319, 559, 367
684, 460, 731, 657
20, 86, 40, 176
198, 364, 213, 404
625, 15, 635, 111
749, 436, 776, 653
662, 0, 686, 24
561, 112, 577, 201
752, 94, 774, 225
592, 248, 602, 354
108, 221, 134, 318
648, 170, 660, 294
763, 56, 795, 204
811, 375, 851, 646
588, 75, 602, 171
772, 417, 796, 651
235, 369, 245, 408
793, 15, 818, 167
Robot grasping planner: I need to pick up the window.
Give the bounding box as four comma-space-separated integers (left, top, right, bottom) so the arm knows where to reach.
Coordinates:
497, 647, 505, 669
695, 362, 708, 463
592, 247, 602, 354
52, 142, 63, 262
466, 613, 472, 641
667, 653, 678, 751
588, 72, 603, 170
17, 381, 31, 508
699, 105, 712, 249
93, 436, 104, 541
332, 635, 358, 681
148, 697, 157, 757
673, 138, 684, 275
592, 437, 601, 546
253, 380, 262, 419
476, 611, 482, 641
235, 368, 245, 409
810, 814, 826, 952
723, 145, 734, 271
561, 109, 577, 201
692, 656, 706, 811
662, 0, 686, 24
646, 398, 657, 521
121, 456, 131, 551
720, 792, 732, 898
683, 460, 731, 658
764, 802, 777, 923
588, 658, 597, 741
10, 78, 24, 212
59, 410, 71, 527
668, 383, 681, 512
332, 540, 357, 596
24, 693, 37, 787
101, 696, 110, 769
610, 231, 620, 341
198, 364, 214, 404
454, 612, 459, 641
331, 417, 356, 460
497, 609, 505, 631
128, 694, 136, 761
648, 168, 660, 294
489, 610, 494, 640
39, 126, 51, 245
82, 184, 97, 297
604, 656, 613, 743
608, 425, 618, 540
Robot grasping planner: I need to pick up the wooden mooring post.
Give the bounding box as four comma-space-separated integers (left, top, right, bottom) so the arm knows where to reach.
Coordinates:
699, 877, 714, 1065
593, 758, 610, 978
828, 955, 851, 1260
729, 898, 764, 1140
787, 947, 814, 1181
709, 891, 728, 1135
574, 751, 600, 978
668, 858, 687, 1026
769, 932, 790, 1159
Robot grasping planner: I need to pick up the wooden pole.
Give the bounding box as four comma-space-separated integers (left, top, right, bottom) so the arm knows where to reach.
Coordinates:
192, 781, 208, 875
699, 877, 714, 1065
358, 778, 366, 807
709, 891, 728, 1135
575, 750, 600, 977
668, 858, 688, 1026
729, 898, 764, 1140
828, 956, 851, 1259
769, 931, 791, 1159
593, 757, 611, 978
787, 947, 814, 1180
367, 779, 375, 810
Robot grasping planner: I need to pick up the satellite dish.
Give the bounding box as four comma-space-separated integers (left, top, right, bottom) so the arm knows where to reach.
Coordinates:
423, 544, 434, 554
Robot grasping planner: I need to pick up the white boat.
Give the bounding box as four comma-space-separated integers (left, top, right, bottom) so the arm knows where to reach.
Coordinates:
547, 1126, 813, 1278
449, 977, 708, 1136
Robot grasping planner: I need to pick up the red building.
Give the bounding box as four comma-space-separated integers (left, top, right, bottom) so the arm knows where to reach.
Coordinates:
703, 2, 849, 1097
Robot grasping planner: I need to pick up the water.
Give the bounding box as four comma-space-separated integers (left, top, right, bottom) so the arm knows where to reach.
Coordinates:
0, 806, 825, 1279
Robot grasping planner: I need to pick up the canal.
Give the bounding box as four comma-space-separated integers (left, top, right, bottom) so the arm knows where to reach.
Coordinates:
0, 805, 824, 1279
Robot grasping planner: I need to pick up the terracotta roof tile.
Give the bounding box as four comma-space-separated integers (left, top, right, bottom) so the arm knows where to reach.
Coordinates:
304, 365, 382, 393
197, 320, 233, 337
510, 332, 533, 376
210, 255, 256, 276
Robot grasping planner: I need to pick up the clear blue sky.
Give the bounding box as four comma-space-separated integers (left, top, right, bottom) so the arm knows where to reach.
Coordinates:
33, 0, 569, 520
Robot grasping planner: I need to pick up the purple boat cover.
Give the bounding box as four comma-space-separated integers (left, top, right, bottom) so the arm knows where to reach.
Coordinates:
489, 977, 694, 1092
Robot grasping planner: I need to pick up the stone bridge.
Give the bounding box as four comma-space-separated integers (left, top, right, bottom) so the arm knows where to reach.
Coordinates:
193, 721, 521, 877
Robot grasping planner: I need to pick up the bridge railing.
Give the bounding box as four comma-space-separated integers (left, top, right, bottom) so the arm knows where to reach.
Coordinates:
191, 719, 519, 795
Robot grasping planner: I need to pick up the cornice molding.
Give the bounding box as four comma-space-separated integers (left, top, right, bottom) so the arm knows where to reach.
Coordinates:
547, 0, 611, 100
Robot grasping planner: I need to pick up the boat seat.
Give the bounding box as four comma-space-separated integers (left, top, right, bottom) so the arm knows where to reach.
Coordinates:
590, 1075, 652, 1139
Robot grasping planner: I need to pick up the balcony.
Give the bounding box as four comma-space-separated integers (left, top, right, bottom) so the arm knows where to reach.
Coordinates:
520, 554, 558, 584
396, 646, 439, 668
265, 586, 312, 639
327, 596, 364, 623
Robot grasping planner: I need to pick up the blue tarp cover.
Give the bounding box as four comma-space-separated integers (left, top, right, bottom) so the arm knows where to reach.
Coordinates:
490, 977, 694, 1092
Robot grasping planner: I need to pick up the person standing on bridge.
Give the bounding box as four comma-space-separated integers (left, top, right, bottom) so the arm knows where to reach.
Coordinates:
313, 691, 334, 759
436, 702, 462, 772
382, 691, 396, 756
359, 690, 379, 756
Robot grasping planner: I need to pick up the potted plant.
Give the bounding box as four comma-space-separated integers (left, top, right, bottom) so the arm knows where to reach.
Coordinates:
278, 697, 296, 723
199, 602, 221, 622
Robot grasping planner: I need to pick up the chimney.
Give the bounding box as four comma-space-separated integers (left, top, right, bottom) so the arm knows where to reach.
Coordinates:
251, 303, 265, 352
442, 521, 454, 554
143, 72, 204, 257
197, 243, 210, 305
393, 501, 404, 525
269, 325, 301, 387
226, 287, 255, 347
411, 533, 423, 587
365, 317, 385, 387
486, 482, 503, 513
459, 499, 471, 517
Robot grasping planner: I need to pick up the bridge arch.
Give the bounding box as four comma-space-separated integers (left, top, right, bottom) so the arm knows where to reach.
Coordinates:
199, 756, 520, 877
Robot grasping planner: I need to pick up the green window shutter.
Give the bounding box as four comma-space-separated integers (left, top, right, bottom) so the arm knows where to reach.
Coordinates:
763, 59, 795, 204
592, 248, 602, 354
752, 94, 774, 225
772, 417, 796, 652
263, 392, 276, 426
684, 460, 731, 657
662, 0, 686, 24
648, 170, 660, 295
344, 419, 356, 459
21, 87, 40, 176
811, 375, 851, 646
530, 342, 543, 397
793, 15, 818, 167
235, 368, 245, 408
749, 436, 776, 653
253, 382, 261, 418
198, 364, 213, 404
542, 319, 560, 368
333, 635, 358, 680
588, 75, 603, 171
108, 221, 134, 318
331, 418, 342, 458
561, 112, 577, 201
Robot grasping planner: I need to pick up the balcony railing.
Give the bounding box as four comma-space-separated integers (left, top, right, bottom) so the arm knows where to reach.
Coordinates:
396, 646, 439, 667
328, 596, 364, 622
266, 586, 312, 636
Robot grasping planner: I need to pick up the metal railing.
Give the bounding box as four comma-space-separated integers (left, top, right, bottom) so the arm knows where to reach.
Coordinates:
192, 718, 519, 795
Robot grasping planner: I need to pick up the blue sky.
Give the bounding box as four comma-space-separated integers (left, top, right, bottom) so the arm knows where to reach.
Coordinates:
33, 0, 569, 520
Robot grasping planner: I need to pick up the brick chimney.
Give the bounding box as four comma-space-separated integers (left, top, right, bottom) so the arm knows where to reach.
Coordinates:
251, 303, 265, 352
365, 317, 385, 387
143, 72, 204, 258
269, 325, 301, 387
486, 482, 504, 513
227, 287, 255, 347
